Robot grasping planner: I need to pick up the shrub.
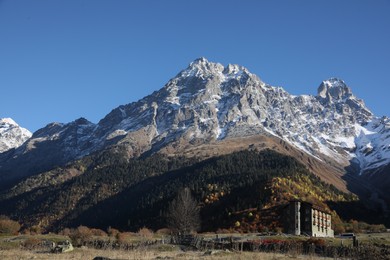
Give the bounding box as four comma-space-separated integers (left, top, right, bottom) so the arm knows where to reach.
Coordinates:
69, 226, 93, 246
156, 228, 171, 235
90, 228, 107, 237
116, 232, 135, 245
274, 227, 283, 234
346, 219, 360, 233
368, 224, 387, 233
59, 228, 72, 236
22, 237, 41, 250
304, 238, 326, 246
21, 229, 31, 235
107, 226, 120, 238
0, 217, 21, 235
333, 222, 346, 235
28, 225, 42, 235
137, 227, 154, 240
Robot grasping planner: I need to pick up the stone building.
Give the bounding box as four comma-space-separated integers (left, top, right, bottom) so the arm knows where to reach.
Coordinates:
284, 200, 334, 237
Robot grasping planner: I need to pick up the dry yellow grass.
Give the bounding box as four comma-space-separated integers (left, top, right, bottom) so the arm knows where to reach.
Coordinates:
0, 247, 332, 260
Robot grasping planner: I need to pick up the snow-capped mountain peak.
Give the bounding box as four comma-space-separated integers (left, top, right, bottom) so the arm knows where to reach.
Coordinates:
0, 118, 32, 153
316, 77, 373, 123
180, 57, 224, 79
318, 78, 352, 101
180, 58, 257, 85
1, 58, 389, 184
0, 118, 18, 126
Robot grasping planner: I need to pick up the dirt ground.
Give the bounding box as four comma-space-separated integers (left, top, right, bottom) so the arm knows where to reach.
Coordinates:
0, 247, 331, 260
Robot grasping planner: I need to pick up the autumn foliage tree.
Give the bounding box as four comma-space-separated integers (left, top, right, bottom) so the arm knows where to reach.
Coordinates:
166, 188, 200, 234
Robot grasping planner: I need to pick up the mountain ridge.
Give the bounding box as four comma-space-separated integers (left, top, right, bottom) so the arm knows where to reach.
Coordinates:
1, 58, 389, 194
1, 57, 389, 231
0, 118, 31, 153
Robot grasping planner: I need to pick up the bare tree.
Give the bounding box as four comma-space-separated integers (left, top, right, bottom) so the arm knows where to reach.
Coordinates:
166, 188, 200, 234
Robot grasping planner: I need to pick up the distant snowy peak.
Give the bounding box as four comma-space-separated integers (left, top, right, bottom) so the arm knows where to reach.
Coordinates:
353, 117, 390, 173
317, 77, 373, 122
0, 118, 18, 126
0, 118, 32, 153
318, 78, 352, 101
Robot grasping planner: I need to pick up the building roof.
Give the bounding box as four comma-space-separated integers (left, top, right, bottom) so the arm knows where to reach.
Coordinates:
288, 200, 331, 214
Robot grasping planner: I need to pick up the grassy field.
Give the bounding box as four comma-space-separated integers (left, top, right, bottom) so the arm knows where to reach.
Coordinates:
200, 232, 390, 247
356, 232, 390, 246
1, 233, 390, 259
0, 247, 332, 260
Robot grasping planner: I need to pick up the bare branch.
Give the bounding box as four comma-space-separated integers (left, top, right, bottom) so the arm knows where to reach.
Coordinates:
166, 188, 200, 234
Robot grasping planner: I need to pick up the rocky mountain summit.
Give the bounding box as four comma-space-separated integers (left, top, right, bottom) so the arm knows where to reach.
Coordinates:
1, 58, 389, 231
0, 118, 31, 153
1, 58, 389, 188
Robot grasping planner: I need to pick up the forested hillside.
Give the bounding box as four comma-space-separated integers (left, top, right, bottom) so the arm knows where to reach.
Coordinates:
0, 149, 375, 233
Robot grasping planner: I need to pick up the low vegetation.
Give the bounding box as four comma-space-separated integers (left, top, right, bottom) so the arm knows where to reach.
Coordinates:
0, 215, 21, 235
0, 247, 309, 260
1, 230, 390, 260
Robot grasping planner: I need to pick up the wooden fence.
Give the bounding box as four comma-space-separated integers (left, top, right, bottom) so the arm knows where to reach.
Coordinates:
170, 235, 390, 259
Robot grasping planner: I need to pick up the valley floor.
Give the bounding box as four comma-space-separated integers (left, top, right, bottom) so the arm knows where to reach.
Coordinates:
0, 247, 332, 260
2, 233, 390, 259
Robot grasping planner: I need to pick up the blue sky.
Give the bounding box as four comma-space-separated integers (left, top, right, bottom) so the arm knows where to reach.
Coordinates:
0, 0, 389, 132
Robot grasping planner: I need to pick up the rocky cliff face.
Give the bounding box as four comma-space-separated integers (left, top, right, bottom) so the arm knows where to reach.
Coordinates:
1, 58, 389, 186
0, 118, 31, 153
